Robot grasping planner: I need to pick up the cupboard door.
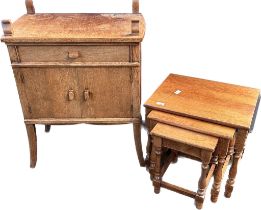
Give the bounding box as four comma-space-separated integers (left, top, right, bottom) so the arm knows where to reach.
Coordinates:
13, 68, 81, 119
78, 67, 133, 118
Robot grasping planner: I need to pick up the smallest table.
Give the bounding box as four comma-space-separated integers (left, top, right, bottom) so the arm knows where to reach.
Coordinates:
144, 74, 260, 198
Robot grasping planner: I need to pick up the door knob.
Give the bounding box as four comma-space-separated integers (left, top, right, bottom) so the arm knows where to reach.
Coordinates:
84, 89, 90, 101
68, 90, 75, 101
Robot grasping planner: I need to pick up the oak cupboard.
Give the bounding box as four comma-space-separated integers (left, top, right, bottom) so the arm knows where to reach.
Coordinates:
1, 0, 145, 167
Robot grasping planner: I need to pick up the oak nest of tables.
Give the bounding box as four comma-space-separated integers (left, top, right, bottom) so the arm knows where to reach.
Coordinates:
144, 73, 260, 205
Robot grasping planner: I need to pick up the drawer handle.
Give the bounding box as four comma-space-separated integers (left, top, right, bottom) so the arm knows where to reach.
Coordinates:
84, 90, 90, 101
68, 51, 80, 59
68, 90, 75, 101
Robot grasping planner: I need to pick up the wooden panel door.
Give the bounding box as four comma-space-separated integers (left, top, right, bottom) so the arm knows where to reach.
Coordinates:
78, 67, 133, 118
13, 68, 81, 119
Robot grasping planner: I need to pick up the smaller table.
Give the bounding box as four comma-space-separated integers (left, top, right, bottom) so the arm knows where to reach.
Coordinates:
144, 74, 260, 197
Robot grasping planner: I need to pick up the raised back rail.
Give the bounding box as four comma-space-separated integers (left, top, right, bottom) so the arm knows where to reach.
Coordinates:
25, 0, 140, 14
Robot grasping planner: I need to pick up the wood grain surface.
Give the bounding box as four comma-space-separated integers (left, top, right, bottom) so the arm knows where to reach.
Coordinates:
1, 14, 145, 43
145, 74, 260, 130
151, 123, 218, 151
148, 110, 235, 139
17, 45, 130, 62
150, 122, 216, 209
14, 67, 133, 119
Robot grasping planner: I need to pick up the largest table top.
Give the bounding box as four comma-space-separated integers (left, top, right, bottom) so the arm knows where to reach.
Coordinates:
144, 74, 260, 131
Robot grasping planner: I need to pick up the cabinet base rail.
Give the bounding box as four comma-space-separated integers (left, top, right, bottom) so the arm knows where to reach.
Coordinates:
24, 118, 139, 125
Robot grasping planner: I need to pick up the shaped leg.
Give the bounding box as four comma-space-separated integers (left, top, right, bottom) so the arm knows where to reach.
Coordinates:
25, 124, 37, 168
224, 151, 241, 198
145, 134, 152, 170
195, 163, 209, 209
45, 125, 51, 133
133, 117, 145, 167
210, 150, 218, 165
152, 136, 162, 194
211, 155, 226, 202
211, 138, 230, 202
145, 108, 153, 168
228, 136, 236, 157
149, 138, 156, 180
195, 151, 212, 209
172, 151, 178, 163
149, 136, 156, 180
224, 129, 248, 198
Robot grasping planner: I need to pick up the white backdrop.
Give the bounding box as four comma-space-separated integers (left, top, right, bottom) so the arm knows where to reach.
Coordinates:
0, 1, 260, 210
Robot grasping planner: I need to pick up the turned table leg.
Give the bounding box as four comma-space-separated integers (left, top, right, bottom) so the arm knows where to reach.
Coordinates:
145, 134, 153, 169
45, 125, 51, 133
25, 124, 37, 168
149, 137, 156, 180
145, 108, 152, 168
171, 150, 178, 163
211, 156, 226, 202
195, 163, 209, 209
133, 117, 145, 167
211, 138, 230, 202
225, 129, 248, 198
152, 136, 162, 194
195, 151, 212, 209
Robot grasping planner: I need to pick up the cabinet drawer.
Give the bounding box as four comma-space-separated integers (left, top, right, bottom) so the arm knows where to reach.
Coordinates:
17, 45, 130, 63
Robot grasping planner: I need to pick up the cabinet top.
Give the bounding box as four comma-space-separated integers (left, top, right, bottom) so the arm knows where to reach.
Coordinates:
1, 13, 145, 43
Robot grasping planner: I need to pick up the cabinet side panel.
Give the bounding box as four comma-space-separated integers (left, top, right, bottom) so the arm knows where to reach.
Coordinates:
7, 46, 20, 63
13, 68, 31, 119
131, 44, 141, 118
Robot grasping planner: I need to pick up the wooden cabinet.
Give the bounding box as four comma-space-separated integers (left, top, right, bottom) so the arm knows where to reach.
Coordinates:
1, 0, 145, 167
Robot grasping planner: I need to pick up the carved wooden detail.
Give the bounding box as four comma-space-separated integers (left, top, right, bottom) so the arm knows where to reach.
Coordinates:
146, 134, 152, 169
152, 136, 162, 194
25, 0, 35, 14
83, 89, 90, 101
131, 20, 139, 34
225, 129, 248, 198
211, 138, 230, 202
195, 151, 212, 209
211, 155, 226, 201
1, 20, 12, 36
68, 89, 75, 101
148, 137, 155, 180
228, 136, 236, 156
195, 162, 209, 209
132, 0, 139, 13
